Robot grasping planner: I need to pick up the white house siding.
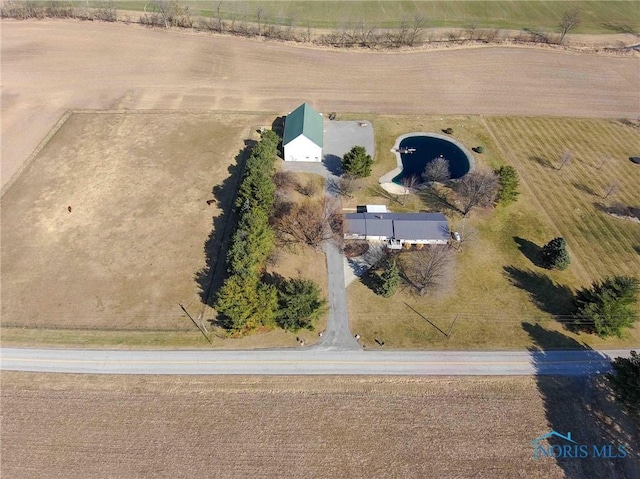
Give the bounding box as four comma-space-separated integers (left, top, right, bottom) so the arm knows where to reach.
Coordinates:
402, 239, 448, 245
366, 235, 389, 241
284, 136, 322, 162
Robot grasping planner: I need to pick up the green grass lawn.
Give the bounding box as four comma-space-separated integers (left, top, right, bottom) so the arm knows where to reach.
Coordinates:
114, 1, 639, 33
347, 115, 640, 350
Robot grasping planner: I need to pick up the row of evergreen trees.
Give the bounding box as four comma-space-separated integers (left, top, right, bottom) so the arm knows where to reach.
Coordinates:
214, 131, 279, 334
214, 130, 325, 335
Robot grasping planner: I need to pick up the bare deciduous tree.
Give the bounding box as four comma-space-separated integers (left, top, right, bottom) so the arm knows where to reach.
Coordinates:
603, 180, 621, 199
216, 1, 223, 33
255, 5, 265, 36
558, 150, 573, 170
454, 169, 499, 216
423, 157, 451, 183
400, 175, 420, 205
399, 245, 454, 296
559, 8, 580, 44
274, 196, 342, 249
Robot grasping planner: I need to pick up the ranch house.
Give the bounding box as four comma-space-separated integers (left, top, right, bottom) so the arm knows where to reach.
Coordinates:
344, 212, 450, 249
283, 103, 323, 162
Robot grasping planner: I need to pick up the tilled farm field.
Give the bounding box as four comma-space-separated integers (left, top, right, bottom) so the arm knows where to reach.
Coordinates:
3, 373, 638, 479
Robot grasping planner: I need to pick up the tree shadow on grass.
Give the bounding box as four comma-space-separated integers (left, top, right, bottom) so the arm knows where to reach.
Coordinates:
571, 181, 598, 197
194, 140, 257, 308
524, 322, 640, 478
416, 186, 460, 216
530, 155, 554, 169
367, 184, 401, 205
513, 236, 544, 267
504, 266, 574, 317
594, 201, 640, 221
359, 268, 382, 294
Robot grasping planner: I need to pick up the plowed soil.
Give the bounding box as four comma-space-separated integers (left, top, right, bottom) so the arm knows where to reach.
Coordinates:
2, 373, 638, 479
2, 19, 638, 189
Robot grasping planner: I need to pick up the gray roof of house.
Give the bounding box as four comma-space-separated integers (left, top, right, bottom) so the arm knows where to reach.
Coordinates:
344, 213, 449, 241
283, 103, 323, 147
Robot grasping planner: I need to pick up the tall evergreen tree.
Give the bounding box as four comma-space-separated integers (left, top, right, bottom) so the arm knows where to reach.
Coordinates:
574, 275, 640, 338
541, 237, 570, 270
495, 165, 520, 205
377, 259, 401, 297
276, 278, 326, 331
215, 275, 278, 334
341, 146, 373, 178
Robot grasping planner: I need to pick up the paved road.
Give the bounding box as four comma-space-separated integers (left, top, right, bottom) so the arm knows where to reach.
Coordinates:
1, 348, 635, 376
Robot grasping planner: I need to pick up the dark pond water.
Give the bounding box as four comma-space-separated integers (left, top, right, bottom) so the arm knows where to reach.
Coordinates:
392, 135, 471, 184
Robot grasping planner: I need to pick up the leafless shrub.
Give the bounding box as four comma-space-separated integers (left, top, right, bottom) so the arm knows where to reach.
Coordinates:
273, 171, 298, 191
45, 1, 76, 18
1, 0, 44, 19
197, 16, 221, 32
398, 245, 454, 296
343, 240, 369, 258
523, 28, 551, 44
464, 24, 479, 42
446, 30, 463, 43
93, 2, 117, 22
297, 178, 319, 197
271, 197, 293, 222
140, 0, 193, 29
482, 29, 501, 43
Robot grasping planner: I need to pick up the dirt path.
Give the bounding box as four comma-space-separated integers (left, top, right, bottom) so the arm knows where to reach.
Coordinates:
2, 19, 638, 190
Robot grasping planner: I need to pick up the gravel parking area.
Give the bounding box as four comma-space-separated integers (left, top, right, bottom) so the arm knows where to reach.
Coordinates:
323, 120, 375, 175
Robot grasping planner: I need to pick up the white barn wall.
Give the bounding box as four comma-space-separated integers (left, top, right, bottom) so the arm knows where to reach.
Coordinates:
284, 135, 322, 162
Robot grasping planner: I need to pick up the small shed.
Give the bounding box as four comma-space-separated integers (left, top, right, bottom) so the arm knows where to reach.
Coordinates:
356, 205, 388, 213
283, 103, 323, 162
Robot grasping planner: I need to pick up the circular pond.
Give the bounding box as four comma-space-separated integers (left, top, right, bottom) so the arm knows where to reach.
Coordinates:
390, 132, 475, 184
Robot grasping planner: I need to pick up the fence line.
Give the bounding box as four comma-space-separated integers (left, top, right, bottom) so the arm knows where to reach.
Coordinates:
1, 322, 199, 333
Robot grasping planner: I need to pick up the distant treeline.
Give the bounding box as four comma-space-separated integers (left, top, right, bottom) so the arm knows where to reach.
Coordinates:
2, 1, 637, 51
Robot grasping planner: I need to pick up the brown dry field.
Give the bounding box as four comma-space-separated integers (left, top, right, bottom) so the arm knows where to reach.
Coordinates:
2, 373, 638, 479
0, 111, 269, 332
2, 19, 639, 190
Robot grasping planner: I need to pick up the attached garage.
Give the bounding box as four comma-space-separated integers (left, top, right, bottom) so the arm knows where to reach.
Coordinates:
283, 103, 323, 162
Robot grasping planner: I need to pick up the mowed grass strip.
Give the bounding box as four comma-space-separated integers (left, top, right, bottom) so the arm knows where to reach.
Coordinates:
347, 115, 640, 350
485, 117, 640, 282
0, 373, 597, 479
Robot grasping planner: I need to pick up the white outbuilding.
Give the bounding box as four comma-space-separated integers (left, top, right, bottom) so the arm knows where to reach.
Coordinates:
283, 103, 323, 162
